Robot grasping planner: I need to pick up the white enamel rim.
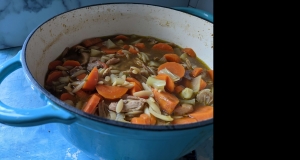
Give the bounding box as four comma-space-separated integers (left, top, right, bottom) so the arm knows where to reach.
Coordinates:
21, 3, 213, 130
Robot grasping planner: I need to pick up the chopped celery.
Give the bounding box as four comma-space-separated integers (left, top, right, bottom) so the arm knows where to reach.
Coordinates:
179, 87, 194, 99
90, 49, 102, 57
106, 39, 117, 49
179, 98, 195, 105
157, 68, 180, 82
146, 76, 166, 91
180, 53, 188, 61
191, 75, 201, 92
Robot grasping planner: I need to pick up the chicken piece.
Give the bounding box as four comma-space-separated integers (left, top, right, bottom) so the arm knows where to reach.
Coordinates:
87, 60, 108, 71
173, 103, 194, 116
108, 96, 146, 112
106, 58, 120, 65
196, 89, 213, 105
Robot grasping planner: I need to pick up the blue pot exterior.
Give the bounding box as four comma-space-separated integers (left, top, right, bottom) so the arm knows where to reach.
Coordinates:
0, 3, 214, 159
58, 114, 213, 160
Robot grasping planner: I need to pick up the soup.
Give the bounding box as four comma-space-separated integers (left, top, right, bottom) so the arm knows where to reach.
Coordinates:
44, 34, 213, 125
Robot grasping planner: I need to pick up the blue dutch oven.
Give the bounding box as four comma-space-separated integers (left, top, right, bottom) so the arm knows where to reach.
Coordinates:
0, 3, 213, 160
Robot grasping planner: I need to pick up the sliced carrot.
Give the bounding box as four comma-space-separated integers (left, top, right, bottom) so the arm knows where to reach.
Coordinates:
127, 82, 142, 95
74, 89, 89, 100
60, 92, 75, 102
116, 49, 124, 55
96, 84, 128, 100
101, 47, 119, 54
46, 70, 63, 85
190, 67, 203, 77
134, 43, 146, 50
131, 117, 146, 125
82, 93, 102, 114
153, 89, 179, 115
128, 45, 139, 54
114, 34, 129, 40
200, 78, 207, 90
76, 73, 87, 80
174, 85, 185, 94
188, 106, 213, 121
150, 114, 157, 125
62, 60, 81, 67
82, 67, 99, 91
82, 37, 102, 47
48, 60, 62, 70
207, 70, 213, 81
126, 77, 143, 89
171, 117, 197, 125
155, 74, 175, 92
139, 113, 151, 125
164, 54, 181, 63
157, 62, 185, 78
122, 44, 130, 50
152, 43, 173, 52
182, 48, 196, 57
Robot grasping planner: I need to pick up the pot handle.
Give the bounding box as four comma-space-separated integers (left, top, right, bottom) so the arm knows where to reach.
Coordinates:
0, 51, 76, 126
172, 7, 213, 23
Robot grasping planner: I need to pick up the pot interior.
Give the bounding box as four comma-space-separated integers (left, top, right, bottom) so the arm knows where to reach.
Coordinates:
23, 3, 213, 129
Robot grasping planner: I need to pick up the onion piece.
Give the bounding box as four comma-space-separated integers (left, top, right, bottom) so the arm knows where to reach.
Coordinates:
191, 75, 201, 92
71, 70, 86, 78
146, 76, 166, 91
149, 107, 173, 121
142, 82, 152, 93
72, 75, 88, 93
157, 68, 180, 82
179, 98, 195, 105
146, 98, 161, 114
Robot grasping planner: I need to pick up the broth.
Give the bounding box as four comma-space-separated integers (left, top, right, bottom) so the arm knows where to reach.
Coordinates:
44, 34, 213, 125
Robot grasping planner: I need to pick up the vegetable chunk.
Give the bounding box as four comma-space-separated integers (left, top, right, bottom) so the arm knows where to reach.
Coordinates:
157, 62, 185, 78
153, 89, 179, 114
96, 84, 128, 100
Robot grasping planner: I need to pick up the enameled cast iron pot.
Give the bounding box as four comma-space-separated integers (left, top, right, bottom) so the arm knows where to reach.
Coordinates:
0, 3, 213, 160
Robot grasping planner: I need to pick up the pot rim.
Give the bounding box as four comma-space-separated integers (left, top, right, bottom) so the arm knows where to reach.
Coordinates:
21, 2, 213, 131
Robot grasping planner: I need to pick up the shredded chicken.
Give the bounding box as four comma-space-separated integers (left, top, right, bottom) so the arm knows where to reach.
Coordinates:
108, 95, 146, 112
87, 60, 108, 71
